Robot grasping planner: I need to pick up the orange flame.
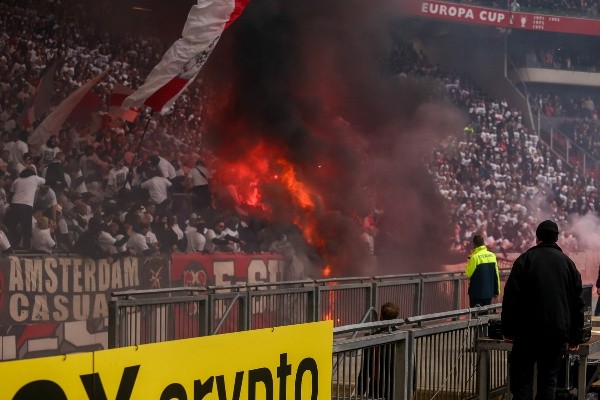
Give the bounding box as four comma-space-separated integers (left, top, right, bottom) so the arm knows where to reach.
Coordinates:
276, 158, 325, 248
217, 140, 325, 249
322, 285, 336, 322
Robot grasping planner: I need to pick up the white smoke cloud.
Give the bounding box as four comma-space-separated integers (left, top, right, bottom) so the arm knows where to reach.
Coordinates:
569, 213, 600, 251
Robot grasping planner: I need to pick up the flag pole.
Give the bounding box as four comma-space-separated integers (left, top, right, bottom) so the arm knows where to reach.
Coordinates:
127, 108, 154, 184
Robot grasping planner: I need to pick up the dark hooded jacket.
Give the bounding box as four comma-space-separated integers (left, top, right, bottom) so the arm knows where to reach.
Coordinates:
502, 242, 585, 344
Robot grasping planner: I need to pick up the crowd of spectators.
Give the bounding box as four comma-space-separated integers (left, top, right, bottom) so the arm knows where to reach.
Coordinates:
528, 91, 600, 160
0, 0, 322, 261
427, 75, 596, 254
511, 42, 600, 72
3, 0, 600, 261
532, 92, 598, 119
381, 45, 597, 255
561, 118, 600, 159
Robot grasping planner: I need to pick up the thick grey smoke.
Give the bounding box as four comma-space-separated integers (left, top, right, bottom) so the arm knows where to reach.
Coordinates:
202, 0, 465, 276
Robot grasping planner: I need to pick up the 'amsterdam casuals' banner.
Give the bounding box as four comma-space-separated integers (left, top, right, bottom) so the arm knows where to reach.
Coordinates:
0, 253, 286, 360
1, 255, 169, 325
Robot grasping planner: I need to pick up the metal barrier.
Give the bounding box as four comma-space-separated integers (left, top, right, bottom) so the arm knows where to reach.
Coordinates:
406, 310, 504, 400
247, 283, 316, 330
332, 326, 410, 400
331, 305, 505, 400
108, 287, 209, 348
108, 270, 511, 348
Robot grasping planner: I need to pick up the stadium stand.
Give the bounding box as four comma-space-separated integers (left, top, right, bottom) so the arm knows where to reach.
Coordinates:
2, 0, 600, 261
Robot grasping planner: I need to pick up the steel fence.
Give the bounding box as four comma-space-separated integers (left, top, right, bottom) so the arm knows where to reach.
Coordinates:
317, 279, 373, 326
109, 270, 512, 348
331, 306, 506, 400
247, 284, 315, 330
107, 274, 590, 400
108, 287, 209, 348
332, 327, 409, 400
409, 318, 495, 400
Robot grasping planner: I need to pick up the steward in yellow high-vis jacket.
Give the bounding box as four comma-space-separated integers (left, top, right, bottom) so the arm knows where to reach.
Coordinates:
465, 234, 500, 307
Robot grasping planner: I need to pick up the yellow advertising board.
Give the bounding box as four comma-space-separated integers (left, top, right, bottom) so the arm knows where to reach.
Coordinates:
0, 352, 93, 399
0, 321, 333, 399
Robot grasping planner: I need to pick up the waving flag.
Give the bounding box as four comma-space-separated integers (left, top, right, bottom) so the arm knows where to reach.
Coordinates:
123, 0, 251, 112
109, 83, 140, 122
30, 70, 108, 148
22, 60, 59, 128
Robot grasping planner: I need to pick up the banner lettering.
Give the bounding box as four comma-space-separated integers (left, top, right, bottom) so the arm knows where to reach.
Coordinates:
400, 0, 600, 36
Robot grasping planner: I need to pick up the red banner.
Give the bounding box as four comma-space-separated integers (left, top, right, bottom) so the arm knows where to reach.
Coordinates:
399, 0, 600, 36
170, 253, 285, 287
170, 253, 286, 338
0, 253, 284, 360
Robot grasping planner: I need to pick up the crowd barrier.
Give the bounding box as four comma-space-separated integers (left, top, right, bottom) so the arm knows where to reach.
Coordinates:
107, 270, 512, 348
332, 284, 592, 400
0, 252, 510, 360
331, 306, 505, 400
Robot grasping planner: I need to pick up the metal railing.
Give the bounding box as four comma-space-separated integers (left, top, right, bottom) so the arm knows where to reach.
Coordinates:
541, 126, 600, 179
109, 269, 512, 348
106, 274, 591, 400
331, 305, 505, 400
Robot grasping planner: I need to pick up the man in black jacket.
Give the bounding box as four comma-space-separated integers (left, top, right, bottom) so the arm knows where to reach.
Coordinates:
502, 219, 584, 400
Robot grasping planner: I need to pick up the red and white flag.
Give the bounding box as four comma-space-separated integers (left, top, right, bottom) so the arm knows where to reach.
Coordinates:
23, 60, 59, 128
122, 0, 251, 112
109, 83, 140, 123
30, 70, 109, 148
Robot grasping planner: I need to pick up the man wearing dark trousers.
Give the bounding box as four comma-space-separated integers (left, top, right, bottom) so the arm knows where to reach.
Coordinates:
465, 234, 500, 307
502, 220, 585, 400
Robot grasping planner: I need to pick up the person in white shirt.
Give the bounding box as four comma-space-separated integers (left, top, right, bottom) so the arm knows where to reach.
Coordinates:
144, 225, 160, 253
39, 135, 61, 171
223, 218, 243, 252
211, 219, 244, 252
101, 222, 128, 255
202, 223, 218, 253
98, 224, 127, 255
150, 154, 176, 181
65, 164, 88, 194
126, 222, 154, 256
11, 131, 29, 169
5, 168, 45, 249
185, 217, 206, 252
106, 158, 130, 199
32, 216, 55, 253
3, 131, 17, 163
140, 170, 172, 206
80, 145, 109, 181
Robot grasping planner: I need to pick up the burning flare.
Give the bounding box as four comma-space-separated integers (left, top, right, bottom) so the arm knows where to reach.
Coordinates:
215, 140, 325, 249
